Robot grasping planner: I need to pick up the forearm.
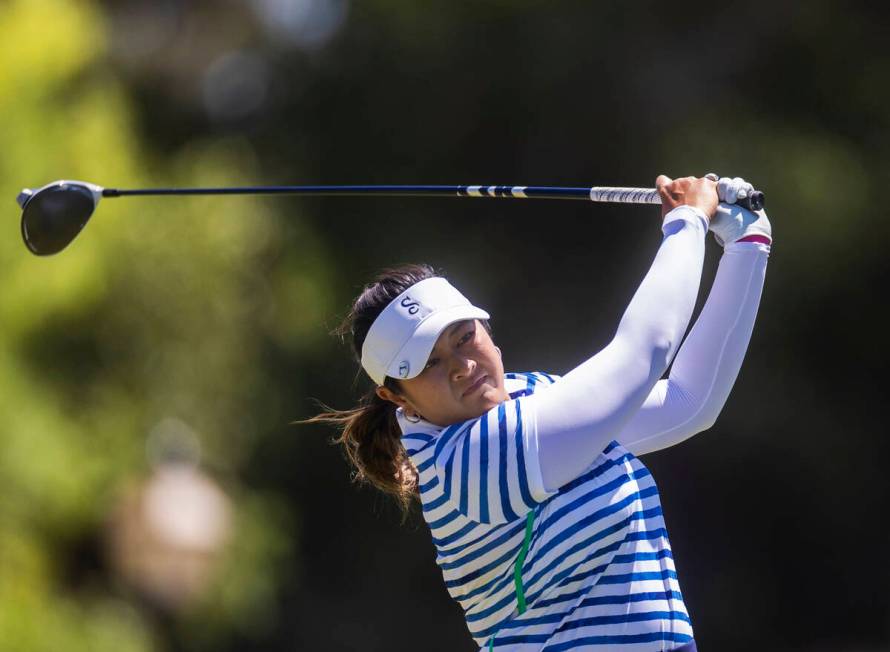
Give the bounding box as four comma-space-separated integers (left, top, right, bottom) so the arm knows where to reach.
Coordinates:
618, 239, 770, 455
535, 207, 708, 491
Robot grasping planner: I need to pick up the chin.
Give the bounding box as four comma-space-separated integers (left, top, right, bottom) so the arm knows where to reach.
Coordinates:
477, 387, 502, 410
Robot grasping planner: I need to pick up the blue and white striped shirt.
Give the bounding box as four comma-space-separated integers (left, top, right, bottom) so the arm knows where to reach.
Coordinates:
399, 372, 694, 651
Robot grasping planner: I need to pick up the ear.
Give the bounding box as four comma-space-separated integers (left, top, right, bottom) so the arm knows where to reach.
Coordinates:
376, 385, 411, 410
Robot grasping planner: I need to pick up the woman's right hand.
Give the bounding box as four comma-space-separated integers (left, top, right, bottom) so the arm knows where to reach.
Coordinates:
655, 175, 718, 221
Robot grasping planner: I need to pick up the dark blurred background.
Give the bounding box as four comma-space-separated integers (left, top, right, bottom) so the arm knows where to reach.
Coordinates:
1, 1, 888, 650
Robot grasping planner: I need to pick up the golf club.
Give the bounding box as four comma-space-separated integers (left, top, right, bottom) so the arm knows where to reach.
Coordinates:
16, 179, 765, 256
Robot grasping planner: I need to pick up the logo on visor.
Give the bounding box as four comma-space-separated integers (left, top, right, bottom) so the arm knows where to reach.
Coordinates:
400, 297, 421, 315
398, 361, 410, 378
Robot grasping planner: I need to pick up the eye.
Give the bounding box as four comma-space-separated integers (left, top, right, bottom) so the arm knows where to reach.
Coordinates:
424, 357, 439, 370
458, 328, 475, 346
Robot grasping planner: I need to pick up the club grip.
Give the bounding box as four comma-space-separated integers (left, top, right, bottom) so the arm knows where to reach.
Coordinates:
736, 190, 765, 212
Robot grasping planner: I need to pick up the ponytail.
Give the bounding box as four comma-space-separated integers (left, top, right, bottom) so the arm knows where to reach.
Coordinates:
303, 381, 418, 515
301, 264, 439, 516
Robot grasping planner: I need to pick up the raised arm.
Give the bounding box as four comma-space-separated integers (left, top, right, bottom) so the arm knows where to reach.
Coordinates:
617, 236, 769, 455
533, 175, 716, 491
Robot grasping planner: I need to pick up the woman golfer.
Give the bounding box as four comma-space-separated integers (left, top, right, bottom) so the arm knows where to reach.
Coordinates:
311, 174, 771, 651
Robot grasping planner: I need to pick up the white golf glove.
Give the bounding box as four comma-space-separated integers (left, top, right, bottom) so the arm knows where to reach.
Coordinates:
708, 176, 772, 247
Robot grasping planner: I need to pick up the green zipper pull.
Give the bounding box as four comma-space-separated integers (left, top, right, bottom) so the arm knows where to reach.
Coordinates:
490, 510, 537, 651
514, 510, 535, 614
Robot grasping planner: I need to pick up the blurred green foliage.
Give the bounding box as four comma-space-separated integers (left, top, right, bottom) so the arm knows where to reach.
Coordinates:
0, 1, 332, 649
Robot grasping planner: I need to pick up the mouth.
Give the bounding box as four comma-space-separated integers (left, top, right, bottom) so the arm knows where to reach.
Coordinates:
462, 374, 489, 398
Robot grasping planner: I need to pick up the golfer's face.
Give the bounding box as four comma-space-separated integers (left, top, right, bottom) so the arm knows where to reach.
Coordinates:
399, 319, 507, 427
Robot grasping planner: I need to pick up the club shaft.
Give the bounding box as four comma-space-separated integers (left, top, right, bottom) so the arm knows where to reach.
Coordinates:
103, 185, 662, 204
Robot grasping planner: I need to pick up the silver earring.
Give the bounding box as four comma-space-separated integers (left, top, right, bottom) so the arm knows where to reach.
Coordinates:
404, 411, 421, 423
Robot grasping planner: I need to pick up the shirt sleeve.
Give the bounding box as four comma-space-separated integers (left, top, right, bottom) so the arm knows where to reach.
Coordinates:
433, 395, 558, 525
532, 206, 709, 492
616, 239, 770, 455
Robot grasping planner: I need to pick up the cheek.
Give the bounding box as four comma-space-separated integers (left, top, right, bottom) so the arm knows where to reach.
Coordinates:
482, 343, 503, 372
484, 347, 506, 390
407, 371, 456, 410
480, 362, 500, 387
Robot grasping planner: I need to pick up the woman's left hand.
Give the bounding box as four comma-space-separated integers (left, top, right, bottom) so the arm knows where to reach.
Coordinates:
710, 176, 772, 246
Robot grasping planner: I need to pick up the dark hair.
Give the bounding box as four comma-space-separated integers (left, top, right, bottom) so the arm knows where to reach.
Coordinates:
302, 264, 438, 515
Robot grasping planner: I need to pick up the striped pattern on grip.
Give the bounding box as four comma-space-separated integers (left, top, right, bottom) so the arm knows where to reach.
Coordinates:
456, 185, 660, 204
588, 187, 660, 205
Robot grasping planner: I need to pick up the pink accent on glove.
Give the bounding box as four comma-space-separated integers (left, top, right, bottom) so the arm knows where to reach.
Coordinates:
737, 234, 771, 245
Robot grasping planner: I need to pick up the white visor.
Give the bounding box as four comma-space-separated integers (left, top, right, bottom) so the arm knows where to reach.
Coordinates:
360, 277, 489, 385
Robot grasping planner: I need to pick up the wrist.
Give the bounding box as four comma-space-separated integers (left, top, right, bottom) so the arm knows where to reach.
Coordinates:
662, 205, 709, 234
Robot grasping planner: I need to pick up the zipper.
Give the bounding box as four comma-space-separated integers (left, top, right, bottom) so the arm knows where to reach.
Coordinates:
488, 510, 536, 651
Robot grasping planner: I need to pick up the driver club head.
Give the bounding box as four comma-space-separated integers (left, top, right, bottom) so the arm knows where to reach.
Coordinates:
18, 180, 104, 256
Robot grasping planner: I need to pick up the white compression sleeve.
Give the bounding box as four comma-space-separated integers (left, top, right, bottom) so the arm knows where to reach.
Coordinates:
615, 240, 770, 456
535, 206, 708, 492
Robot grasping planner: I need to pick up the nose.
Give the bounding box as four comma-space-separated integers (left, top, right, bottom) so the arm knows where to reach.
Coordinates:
450, 353, 476, 382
